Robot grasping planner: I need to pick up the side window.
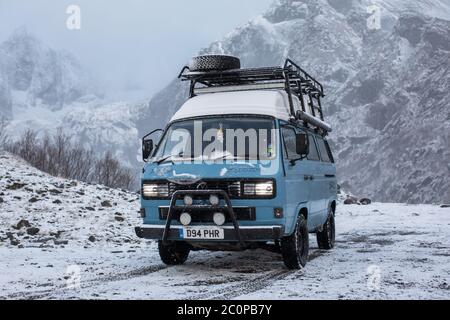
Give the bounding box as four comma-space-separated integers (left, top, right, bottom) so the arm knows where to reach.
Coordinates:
307, 134, 320, 161
281, 126, 298, 160
325, 140, 334, 163
316, 137, 332, 163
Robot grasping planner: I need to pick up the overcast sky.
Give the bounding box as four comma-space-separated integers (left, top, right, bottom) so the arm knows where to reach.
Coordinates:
0, 0, 273, 100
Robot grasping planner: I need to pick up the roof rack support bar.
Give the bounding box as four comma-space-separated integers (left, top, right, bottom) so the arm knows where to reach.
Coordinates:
283, 71, 296, 118
299, 93, 306, 113
189, 80, 196, 98
308, 94, 317, 118
316, 95, 324, 121
193, 82, 286, 95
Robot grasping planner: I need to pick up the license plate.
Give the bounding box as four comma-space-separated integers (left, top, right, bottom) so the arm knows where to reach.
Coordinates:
180, 226, 224, 240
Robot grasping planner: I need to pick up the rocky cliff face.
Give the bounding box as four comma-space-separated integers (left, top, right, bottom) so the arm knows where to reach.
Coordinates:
0, 28, 96, 116
139, 0, 450, 204
0, 29, 143, 170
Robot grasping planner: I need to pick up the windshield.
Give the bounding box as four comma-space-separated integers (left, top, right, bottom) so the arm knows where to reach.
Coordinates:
152, 116, 276, 162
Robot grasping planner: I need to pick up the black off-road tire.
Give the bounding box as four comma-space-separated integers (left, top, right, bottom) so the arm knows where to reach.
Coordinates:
281, 215, 309, 269
158, 240, 190, 265
189, 55, 240, 72
316, 210, 335, 250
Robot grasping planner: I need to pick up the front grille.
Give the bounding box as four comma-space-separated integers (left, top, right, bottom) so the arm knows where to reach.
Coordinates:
168, 180, 242, 198
159, 206, 256, 222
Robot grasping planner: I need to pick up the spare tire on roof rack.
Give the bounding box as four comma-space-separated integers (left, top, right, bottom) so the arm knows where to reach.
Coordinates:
189, 55, 240, 72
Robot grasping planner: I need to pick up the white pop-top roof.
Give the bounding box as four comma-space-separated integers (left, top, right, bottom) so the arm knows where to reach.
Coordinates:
170, 90, 300, 122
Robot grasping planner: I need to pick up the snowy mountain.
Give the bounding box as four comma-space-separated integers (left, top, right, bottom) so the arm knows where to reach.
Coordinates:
0, 28, 97, 117
138, 0, 450, 204
0, 29, 144, 169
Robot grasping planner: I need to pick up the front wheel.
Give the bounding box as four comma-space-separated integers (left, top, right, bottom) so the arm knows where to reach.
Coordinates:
280, 215, 309, 269
158, 241, 190, 265
316, 211, 335, 249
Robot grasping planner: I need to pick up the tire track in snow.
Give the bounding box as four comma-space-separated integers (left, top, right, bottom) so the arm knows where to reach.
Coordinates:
186, 249, 326, 300
3, 264, 168, 300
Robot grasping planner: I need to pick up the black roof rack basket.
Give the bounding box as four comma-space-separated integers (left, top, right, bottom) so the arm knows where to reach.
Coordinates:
178, 58, 331, 133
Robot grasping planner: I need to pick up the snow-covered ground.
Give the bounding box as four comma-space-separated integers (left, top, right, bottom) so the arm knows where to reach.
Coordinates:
0, 152, 449, 299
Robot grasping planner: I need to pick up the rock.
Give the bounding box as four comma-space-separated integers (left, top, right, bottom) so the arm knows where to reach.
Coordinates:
0, 197, 3, 203
50, 231, 60, 237
14, 219, 31, 230
85, 207, 95, 211
88, 235, 96, 242
29, 197, 39, 203
52, 199, 62, 204
69, 181, 78, 187
359, 198, 372, 205
6, 182, 26, 190
101, 200, 112, 207
114, 216, 125, 222
54, 239, 68, 245
343, 196, 358, 205
26, 227, 40, 236
76, 190, 85, 196
440, 204, 450, 208
10, 238, 20, 246
35, 237, 55, 243
49, 189, 62, 195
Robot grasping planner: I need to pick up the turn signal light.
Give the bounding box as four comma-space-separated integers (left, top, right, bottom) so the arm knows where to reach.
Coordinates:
274, 207, 283, 218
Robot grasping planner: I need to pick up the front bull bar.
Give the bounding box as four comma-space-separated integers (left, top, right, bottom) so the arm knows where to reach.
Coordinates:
162, 189, 244, 248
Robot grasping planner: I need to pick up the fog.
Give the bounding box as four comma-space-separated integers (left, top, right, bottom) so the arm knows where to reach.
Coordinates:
0, 0, 273, 100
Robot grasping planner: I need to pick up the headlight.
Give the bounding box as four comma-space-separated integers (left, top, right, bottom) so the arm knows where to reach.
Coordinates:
243, 181, 274, 197
142, 183, 169, 198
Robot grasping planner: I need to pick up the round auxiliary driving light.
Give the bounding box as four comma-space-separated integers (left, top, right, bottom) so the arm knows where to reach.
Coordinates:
213, 212, 226, 226
180, 212, 192, 226
209, 194, 219, 206
183, 195, 193, 206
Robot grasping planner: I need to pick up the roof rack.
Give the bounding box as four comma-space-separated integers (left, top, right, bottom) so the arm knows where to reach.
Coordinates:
178, 58, 331, 133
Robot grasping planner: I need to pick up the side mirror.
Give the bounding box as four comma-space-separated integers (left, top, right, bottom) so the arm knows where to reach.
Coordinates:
142, 139, 154, 162
295, 133, 309, 156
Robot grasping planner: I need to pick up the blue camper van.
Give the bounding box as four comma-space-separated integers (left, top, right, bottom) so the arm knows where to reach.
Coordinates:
135, 55, 337, 269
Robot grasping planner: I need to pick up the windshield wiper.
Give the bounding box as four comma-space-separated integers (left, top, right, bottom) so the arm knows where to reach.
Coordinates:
154, 155, 175, 165
210, 154, 252, 161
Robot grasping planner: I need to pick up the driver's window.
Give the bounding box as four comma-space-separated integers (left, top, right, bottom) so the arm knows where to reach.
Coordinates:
281, 126, 298, 160
307, 134, 320, 161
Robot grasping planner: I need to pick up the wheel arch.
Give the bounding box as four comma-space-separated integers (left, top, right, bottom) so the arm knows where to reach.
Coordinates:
299, 207, 308, 220
330, 200, 336, 215
285, 203, 310, 236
